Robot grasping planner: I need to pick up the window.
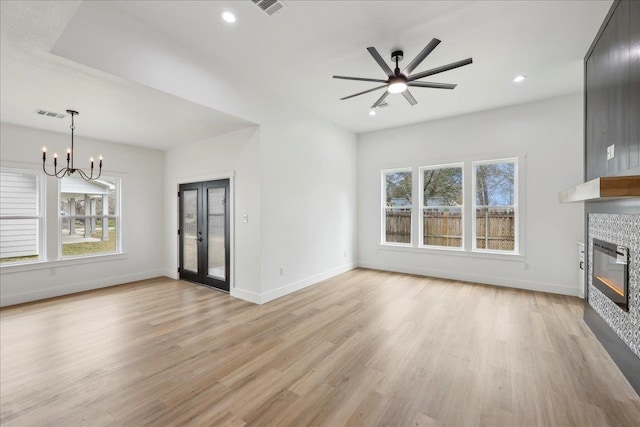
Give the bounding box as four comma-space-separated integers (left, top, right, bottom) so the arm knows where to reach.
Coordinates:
472, 159, 518, 253
381, 156, 522, 255
59, 176, 120, 258
0, 169, 43, 264
420, 164, 463, 248
382, 169, 412, 245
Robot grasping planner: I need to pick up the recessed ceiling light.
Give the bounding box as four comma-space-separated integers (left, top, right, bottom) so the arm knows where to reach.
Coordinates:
513, 74, 527, 83
369, 110, 377, 116
221, 11, 236, 23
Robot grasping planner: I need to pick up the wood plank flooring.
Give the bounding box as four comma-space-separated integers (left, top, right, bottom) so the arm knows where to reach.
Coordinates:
1, 269, 639, 426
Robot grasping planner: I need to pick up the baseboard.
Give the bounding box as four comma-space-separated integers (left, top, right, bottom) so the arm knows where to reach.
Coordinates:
230, 287, 262, 304
584, 303, 640, 396
357, 261, 580, 297
0, 270, 165, 307
232, 262, 354, 305
163, 269, 179, 280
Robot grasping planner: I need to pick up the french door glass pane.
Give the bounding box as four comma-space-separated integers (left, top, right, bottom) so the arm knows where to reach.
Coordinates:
182, 189, 198, 272
207, 187, 226, 280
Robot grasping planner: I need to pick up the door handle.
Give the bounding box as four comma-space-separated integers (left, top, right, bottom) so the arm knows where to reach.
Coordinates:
198, 237, 203, 242
579, 261, 584, 270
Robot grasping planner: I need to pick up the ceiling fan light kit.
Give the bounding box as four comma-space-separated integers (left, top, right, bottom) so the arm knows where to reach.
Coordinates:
334, 38, 472, 109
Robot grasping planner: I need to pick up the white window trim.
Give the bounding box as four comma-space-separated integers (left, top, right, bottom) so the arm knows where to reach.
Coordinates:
381, 167, 413, 247
418, 162, 464, 250
57, 176, 123, 260
471, 157, 520, 254
378, 153, 525, 258
0, 168, 46, 267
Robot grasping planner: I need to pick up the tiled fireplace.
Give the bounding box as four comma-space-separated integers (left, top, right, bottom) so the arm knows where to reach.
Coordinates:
587, 214, 640, 359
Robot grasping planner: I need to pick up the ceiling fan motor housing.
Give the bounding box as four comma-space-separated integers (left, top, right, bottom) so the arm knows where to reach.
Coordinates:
391, 50, 404, 62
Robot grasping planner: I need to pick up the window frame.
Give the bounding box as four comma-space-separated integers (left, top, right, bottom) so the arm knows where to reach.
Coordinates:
57, 176, 122, 260
418, 162, 465, 251
381, 167, 413, 247
0, 168, 46, 266
471, 158, 519, 254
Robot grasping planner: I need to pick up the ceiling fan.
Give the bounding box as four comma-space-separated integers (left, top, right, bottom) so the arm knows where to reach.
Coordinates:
333, 38, 473, 109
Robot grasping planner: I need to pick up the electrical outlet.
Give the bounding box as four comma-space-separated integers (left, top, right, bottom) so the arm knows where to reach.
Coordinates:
343, 251, 347, 258
280, 267, 284, 276
50, 268, 56, 276
241, 214, 249, 223
607, 144, 615, 160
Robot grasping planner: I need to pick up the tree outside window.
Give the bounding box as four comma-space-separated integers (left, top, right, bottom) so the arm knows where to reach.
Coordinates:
473, 160, 517, 252
421, 165, 463, 248
383, 170, 412, 244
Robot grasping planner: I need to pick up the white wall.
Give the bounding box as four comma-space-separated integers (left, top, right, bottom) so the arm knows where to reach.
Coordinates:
53, 3, 359, 304
259, 114, 358, 303
163, 113, 358, 305
357, 94, 585, 296
0, 123, 165, 306
163, 126, 262, 300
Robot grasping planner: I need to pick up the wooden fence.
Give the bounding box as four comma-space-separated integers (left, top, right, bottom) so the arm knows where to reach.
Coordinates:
385, 210, 514, 250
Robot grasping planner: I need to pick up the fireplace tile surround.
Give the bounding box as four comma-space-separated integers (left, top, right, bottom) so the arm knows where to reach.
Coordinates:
587, 213, 640, 358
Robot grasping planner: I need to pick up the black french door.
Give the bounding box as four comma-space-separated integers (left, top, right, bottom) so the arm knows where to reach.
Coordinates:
178, 179, 230, 292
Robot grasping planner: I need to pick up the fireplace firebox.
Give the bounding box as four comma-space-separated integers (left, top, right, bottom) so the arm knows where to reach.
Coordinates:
592, 238, 629, 312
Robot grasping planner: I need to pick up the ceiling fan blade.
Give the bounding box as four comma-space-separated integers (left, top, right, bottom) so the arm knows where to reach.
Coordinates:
340, 85, 387, 101
408, 58, 473, 82
408, 81, 457, 89
402, 38, 441, 76
367, 47, 394, 77
371, 91, 390, 108
333, 75, 388, 83
402, 90, 417, 106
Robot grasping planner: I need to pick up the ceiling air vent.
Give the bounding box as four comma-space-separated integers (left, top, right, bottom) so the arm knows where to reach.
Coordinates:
35, 109, 67, 119
251, 0, 285, 16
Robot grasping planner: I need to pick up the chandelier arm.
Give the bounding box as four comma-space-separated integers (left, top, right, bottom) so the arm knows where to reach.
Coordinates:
42, 163, 56, 177
76, 169, 90, 180
40, 110, 103, 181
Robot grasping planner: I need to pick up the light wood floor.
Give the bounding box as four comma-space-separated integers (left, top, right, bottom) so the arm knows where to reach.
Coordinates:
1, 269, 639, 426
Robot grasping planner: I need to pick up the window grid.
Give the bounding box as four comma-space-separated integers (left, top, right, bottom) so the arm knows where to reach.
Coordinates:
419, 163, 464, 250
58, 176, 121, 259
0, 169, 44, 265
382, 168, 413, 246
472, 159, 518, 253
381, 158, 520, 255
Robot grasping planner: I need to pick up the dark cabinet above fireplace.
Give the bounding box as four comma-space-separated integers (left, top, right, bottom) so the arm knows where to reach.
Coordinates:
585, 0, 640, 181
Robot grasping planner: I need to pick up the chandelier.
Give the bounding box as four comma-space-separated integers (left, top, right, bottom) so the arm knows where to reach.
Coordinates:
41, 110, 102, 181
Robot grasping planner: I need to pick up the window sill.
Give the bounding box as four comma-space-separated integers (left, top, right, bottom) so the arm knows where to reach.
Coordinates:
0, 252, 128, 274
380, 242, 413, 248
377, 244, 525, 262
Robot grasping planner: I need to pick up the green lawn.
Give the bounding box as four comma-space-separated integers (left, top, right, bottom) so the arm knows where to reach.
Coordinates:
62, 229, 117, 257
1, 228, 117, 264
0, 254, 39, 264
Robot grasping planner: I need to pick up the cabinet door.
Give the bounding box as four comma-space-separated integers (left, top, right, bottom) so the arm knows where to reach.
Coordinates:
629, 0, 640, 170
607, 0, 630, 176
586, 21, 610, 180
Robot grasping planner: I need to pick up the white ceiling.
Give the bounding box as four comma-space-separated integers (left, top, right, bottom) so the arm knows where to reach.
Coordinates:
1, 0, 612, 149
0, 1, 255, 150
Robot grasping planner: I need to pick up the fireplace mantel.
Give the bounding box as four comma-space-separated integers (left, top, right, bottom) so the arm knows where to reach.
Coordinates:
559, 175, 640, 203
